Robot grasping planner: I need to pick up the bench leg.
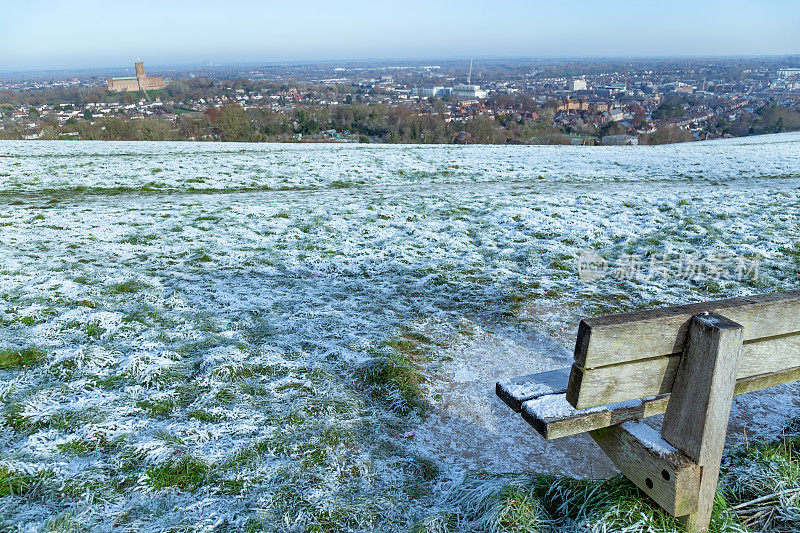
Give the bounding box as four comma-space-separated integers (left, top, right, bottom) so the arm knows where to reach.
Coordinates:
661, 313, 743, 532
590, 422, 701, 517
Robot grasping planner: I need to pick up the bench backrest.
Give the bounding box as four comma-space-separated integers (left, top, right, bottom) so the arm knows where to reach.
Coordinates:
567, 290, 800, 409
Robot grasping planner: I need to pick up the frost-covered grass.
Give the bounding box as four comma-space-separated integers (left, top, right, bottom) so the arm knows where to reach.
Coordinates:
0, 135, 799, 530
721, 426, 800, 531
434, 418, 800, 533
2, 134, 800, 194
441, 473, 696, 533
358, 334, 433, 415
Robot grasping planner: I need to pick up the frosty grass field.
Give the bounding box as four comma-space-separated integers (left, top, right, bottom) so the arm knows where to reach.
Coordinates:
1, 134, 800, 531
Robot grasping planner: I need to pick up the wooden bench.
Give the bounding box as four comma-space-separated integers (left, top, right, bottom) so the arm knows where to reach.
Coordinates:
496, 291, 800, 531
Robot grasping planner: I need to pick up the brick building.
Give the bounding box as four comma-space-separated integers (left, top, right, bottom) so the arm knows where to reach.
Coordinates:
107, 62, 165, 93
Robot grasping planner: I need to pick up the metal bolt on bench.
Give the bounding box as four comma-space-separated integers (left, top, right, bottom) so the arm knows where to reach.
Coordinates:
496, 290, 800, 531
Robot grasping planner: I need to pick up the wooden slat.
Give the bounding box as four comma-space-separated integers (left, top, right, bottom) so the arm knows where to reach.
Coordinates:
575, 290, 800, 369
567, 359, 679, 409
495, 367, 570, 412
590, 422, 701, 516
519, 366, 800, 440
739, 334, 800, 378
734, 365, 800, 395
661, 314, 742, 530
567, 331, 800, 409
521, 393, 669, 439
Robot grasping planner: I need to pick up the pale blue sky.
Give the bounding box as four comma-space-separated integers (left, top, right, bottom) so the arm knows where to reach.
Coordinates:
2, 0, 798, 70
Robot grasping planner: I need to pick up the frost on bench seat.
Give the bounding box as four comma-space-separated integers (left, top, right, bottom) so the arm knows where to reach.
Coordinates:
501, 365, 800, 440
495, 367, 571, 412
520, 392, 669, 439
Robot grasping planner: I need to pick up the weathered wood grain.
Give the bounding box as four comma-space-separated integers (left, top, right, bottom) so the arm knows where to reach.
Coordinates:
566, 359, 678, 409
733, 365, 800, 395
521, 393, 669, 439
567, 331, 800, 409
738, 334, 800, 378
574, 290, 800, 369
590, 421, 701, 517
495, 367, 571, 412
517, 365, 800, 439
662, 314, 742, 531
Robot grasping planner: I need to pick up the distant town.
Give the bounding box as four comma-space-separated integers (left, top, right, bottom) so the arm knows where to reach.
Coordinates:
1, 57, 799, 144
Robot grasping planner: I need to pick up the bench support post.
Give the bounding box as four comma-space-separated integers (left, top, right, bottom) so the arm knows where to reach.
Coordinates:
590, 422, 701, 516
661, 313, 743, 532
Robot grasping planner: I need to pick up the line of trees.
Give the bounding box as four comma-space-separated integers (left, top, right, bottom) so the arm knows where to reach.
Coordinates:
707, 104, 800, 137
4, 96, 800, 145
182, 103, 571, 144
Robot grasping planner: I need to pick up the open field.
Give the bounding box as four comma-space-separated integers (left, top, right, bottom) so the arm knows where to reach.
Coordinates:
1, 135, 799, 531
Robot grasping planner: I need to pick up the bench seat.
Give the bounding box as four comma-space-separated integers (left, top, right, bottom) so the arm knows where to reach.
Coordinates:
498, 365, 800, 440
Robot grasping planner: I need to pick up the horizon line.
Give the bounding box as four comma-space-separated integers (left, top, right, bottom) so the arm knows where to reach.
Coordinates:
2, 53, 800, 76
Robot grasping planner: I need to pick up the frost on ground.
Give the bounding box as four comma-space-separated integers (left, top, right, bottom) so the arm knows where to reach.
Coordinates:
0, 134, 799, 531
